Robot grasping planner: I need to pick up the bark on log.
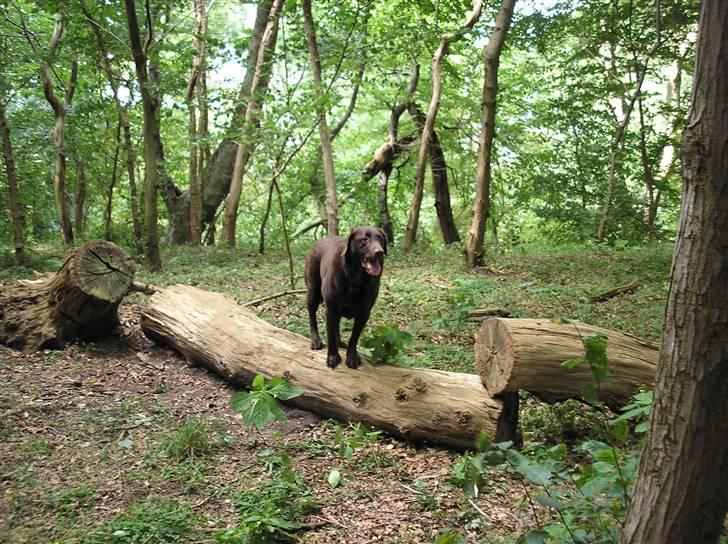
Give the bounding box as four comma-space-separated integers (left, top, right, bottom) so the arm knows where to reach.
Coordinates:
475, 317, 658, 410
0, 240, 135, 352
140, 284, 515, 450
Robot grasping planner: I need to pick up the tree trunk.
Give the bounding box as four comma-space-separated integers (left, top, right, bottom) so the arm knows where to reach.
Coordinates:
0, 240, 135, 352
220, 0, 283, 247
40, 12, 74, 246
465, 0, 516, 267
621, 3, 728, 542
475, 318, 658, 411
404, 1, 483, 250
140, 284, 517, 450
73, 157, 86, 237
187, 0, 208, 246
303, 0, 339, 236
407, 103, 460, 245
81, 0, 143, 253
105, 121, 122, 241
0, 100, 24, 260
596, 3, 662, 243
124, 0, 162, 271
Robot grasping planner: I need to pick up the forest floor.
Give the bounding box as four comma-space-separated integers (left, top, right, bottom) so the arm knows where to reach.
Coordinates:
0, 241, 673, 543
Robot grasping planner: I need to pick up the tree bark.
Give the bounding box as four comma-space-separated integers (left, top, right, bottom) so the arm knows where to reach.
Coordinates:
105, 120, 122, 241
124, 0, 162, 271
0, 100, 24, 260
140, 284, 517, 450
303, 0, 339, 236
0, 240, 135, 352
187, 0, 208, 246
220, 0, 283, 247
407, 103, 460, 245
73, 156, 86, 237
40, 12, 74, 246
475, 318, 658, 411
621, 3, 728, 542
465, 0, 516, 267
404, 1, 483, 249
596, 2, 662, 243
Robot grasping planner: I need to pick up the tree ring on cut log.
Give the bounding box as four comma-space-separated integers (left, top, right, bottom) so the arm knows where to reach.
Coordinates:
71, 240, 136, 302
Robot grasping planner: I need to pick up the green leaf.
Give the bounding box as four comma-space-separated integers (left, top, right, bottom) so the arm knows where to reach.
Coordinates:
267, 377, 302, 400
525, 530, 548, 544
562, 357, 585, 368
230, 391, 253, 412
328, 469, 342, 488
534, 494, 563, 509
251, 374, 265, 391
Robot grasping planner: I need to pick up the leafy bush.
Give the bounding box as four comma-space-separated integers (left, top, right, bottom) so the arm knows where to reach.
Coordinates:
361, 325, 413, 363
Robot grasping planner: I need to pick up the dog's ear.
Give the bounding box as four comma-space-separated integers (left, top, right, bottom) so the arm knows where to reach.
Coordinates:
378, 227, 388, 255
340, 228, 356, 258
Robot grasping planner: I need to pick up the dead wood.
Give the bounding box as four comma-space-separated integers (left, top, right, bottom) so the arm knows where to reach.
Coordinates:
0, 240, 135, 352
467, 307, 511, 320
590, 279, 639, 303
141, 284, 516, 450
475, 317, 658, 410
241, 289, 307, 307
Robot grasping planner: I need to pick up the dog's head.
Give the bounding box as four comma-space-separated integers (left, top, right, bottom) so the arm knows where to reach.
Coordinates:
341, 226, 387, 277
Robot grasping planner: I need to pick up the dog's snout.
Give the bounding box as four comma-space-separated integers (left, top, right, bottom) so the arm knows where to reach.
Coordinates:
373, 248, 384, 258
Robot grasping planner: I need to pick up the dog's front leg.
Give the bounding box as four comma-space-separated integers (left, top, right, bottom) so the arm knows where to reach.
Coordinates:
345, 310, 371, 369
325, 310, 342, 368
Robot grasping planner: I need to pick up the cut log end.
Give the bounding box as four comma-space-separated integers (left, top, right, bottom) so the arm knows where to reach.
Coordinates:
475, 317, 658, 410
72, 240, 136, 302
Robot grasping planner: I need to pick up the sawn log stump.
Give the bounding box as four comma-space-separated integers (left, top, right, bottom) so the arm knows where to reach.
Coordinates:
475, 317, 658, 410
141, 284, 517, 450
0, 240, 135, 351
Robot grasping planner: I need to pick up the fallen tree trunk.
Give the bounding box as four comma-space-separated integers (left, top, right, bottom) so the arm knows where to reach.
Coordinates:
141, 284, 516, 450
475, 317, 658, 410
0, 240, 135, 352
589, 278, 639, 303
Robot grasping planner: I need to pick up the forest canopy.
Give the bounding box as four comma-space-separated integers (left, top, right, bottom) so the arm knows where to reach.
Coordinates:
0, 0, 699, 260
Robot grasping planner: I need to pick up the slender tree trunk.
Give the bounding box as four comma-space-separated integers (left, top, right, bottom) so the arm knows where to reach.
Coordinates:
106, 120, 122, 241
258, 180, 275, 255
40, 12, 74, 246
187, 0, 207, 246
124, 0, 162, 271
220, 0, 283, 247
596, 2, 662, 243
407, 103, 460, 244
73, 157, 86, 237
302, 0, 339, 236
622, 1, 728, 540
465, 0, 516, 267
404, 1, 483, 249
82, 0, 143, 253
0, 101, 24, 260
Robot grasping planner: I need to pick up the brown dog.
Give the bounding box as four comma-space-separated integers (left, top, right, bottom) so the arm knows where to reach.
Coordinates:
304, 226, 387, 368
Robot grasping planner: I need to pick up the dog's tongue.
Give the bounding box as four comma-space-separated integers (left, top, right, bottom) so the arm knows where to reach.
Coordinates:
362, 259, 382, 277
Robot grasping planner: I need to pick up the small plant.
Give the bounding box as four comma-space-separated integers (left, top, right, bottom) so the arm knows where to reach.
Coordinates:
162, 418, 230, 461
52, 485, 98, 521
230, 375, 301, 431
216, 456, 318, 543
328, 421, 381, 459
361, 325, 413, 363
82, 498, 197, 543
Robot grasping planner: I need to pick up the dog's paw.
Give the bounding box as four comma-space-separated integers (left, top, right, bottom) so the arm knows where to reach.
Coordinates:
345, 351, 361, 369
327, 352, 342, 368
311, 337, 324, 350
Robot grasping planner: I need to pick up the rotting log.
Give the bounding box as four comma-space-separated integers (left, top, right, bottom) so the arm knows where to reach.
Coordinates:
0, 240, 135, 352
140, 284, 516, 450
475, 317, 658, 410
589, 279, 639, 303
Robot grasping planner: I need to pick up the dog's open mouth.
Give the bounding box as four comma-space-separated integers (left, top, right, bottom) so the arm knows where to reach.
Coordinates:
361, 257, 382, 277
